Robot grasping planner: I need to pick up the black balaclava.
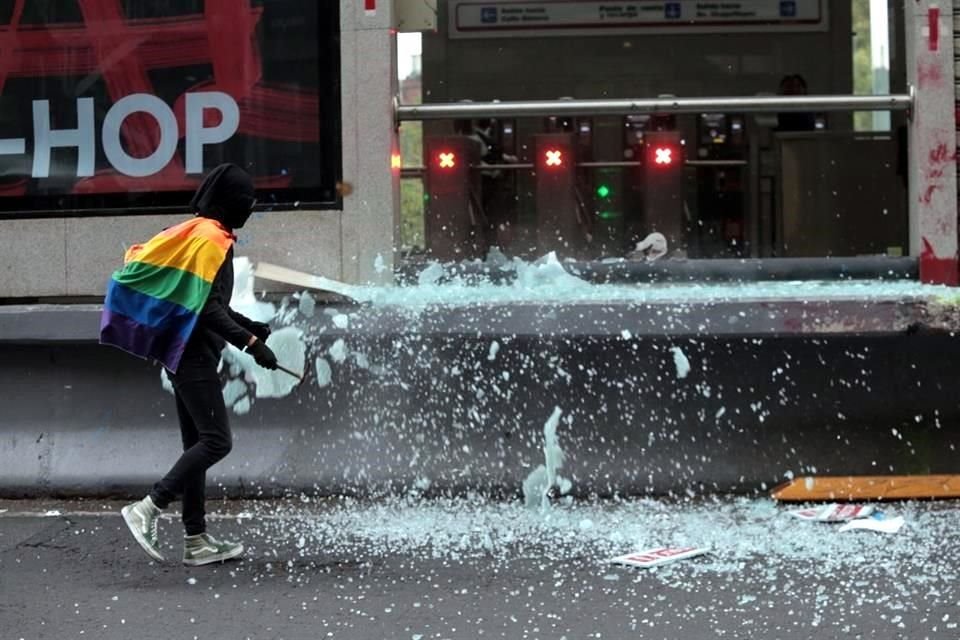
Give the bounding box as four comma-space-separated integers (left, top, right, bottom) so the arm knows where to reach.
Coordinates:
190, 163, 256, 230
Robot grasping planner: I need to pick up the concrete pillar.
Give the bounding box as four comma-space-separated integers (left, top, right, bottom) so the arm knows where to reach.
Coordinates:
906, 0, 958, 284
339, 0, 400, 284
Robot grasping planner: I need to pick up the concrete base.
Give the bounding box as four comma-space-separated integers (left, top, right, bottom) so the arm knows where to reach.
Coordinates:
1, 298, 958, 498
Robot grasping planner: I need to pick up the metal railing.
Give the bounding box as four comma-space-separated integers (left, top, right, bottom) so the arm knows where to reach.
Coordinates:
399, 159, 747, 178
396, 91, 915, 122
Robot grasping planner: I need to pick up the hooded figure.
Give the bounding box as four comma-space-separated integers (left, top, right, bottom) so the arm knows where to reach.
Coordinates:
114, 163, 277, 567
190, 163, 257, 230
183, 163, 266, 362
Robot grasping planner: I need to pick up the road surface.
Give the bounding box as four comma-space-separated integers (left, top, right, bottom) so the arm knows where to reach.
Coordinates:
1, 497, 957, 639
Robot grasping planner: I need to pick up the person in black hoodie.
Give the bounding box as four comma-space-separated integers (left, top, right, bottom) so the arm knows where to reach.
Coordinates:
121, 163, 278, 566
776, 74, 818, 132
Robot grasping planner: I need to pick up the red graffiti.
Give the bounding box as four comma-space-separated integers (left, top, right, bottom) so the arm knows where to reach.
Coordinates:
929, 142, 956, 164
928, 7, 940, 51
921, 184, 942, 204
920, 140, 957, 205
920, 238, 959, 285
918, 61, 943, 88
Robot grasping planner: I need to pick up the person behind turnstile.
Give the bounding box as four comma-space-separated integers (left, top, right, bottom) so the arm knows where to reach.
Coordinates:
776, 74, 818, 132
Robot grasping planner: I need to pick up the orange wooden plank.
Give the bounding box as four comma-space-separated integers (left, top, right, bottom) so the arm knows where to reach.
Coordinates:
771, 475, 960, 502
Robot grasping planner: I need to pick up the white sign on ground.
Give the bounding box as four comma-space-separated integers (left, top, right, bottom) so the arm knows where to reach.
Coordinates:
787, 503, 875, 522
450, 0, 828, 38
839, 514, 905, 534
608, 546, 709, 568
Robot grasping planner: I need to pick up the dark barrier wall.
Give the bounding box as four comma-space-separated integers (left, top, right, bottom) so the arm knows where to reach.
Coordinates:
1, 323, 958, 498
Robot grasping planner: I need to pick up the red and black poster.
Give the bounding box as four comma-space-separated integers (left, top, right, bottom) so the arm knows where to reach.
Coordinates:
0, 0, 341, 216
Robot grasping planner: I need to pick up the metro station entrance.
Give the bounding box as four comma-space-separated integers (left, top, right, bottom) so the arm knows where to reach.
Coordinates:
397, 0, 918, 264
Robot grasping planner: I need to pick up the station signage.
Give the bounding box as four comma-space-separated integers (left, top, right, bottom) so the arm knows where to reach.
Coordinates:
450, 0, 827, 38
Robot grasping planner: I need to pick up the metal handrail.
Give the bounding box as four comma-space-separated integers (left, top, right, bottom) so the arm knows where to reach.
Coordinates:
396, 92, 914, 122
399, 159, 748, 177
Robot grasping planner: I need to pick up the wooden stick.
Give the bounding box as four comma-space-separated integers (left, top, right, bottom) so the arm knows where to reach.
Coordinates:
276, 364, 303, 381
771, 475, 960, 502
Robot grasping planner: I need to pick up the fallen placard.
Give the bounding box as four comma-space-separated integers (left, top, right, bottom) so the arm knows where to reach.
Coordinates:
787, 503, 875, 522
838, 513, 905, 534
607, 546, 709, 569
771, 475, 960, 502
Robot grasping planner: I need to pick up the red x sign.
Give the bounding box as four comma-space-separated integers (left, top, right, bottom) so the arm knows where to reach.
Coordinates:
545, 149, 563, 167
654, 147, 673, 165
438, 152, 456, 169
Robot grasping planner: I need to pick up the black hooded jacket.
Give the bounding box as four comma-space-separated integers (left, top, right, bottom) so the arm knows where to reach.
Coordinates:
180, 164, 259, 367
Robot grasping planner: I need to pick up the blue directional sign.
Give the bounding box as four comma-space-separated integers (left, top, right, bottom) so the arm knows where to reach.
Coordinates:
780, 1, 797, 17
481, 7, 498, 23
665, 2, 681, 19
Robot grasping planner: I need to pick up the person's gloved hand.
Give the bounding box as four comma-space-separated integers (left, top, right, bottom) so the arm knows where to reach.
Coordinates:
248, 320, 271, 342
246, 338, 278, 370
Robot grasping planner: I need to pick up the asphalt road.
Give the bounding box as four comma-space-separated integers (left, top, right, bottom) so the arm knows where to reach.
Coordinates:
1, 498, 958, 640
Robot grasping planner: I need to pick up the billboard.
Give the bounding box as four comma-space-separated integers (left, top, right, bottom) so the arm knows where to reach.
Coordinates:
0, 1, 341, 217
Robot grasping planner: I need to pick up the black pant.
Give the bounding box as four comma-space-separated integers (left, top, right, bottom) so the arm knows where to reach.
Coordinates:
150, 359, 232, 536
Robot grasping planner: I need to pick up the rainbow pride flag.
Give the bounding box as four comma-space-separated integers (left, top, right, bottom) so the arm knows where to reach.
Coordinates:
100, 217, 235, 372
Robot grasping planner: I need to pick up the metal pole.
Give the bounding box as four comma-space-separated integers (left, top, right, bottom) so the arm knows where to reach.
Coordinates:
397, 93, 915, 122
400, 160, 746, 176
